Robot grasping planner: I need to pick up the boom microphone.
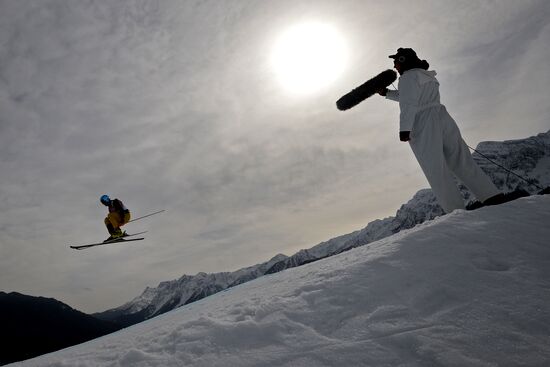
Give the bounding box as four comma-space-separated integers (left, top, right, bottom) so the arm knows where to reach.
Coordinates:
336, 69, 397, 111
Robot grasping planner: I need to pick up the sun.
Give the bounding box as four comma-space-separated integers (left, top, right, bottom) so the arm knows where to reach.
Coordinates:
270, 22, 348, 95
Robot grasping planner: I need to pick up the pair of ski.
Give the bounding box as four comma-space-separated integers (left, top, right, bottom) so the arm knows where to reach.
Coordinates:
69, 210, 164, 250
69, 231, 147, 250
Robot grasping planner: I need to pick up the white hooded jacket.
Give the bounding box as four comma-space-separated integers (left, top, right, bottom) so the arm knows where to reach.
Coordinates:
383, 67, 500, 212
385, 69, 441, 132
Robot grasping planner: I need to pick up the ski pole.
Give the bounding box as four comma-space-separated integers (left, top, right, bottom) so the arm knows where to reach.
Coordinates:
467, 144, 544, 190
129, 210, 166, 223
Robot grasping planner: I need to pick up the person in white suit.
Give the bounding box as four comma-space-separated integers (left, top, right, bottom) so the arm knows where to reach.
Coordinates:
378, 48, 503, 213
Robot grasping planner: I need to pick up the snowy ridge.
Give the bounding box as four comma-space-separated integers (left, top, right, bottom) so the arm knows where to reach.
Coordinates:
95, 253, 289, 323
95, 130, 550, 326
471, 131, 550, 193
19, 195, 550, 366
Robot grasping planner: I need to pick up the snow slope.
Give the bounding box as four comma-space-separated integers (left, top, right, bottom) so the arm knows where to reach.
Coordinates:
15, 194, 550, 367
95, 131, 550, 325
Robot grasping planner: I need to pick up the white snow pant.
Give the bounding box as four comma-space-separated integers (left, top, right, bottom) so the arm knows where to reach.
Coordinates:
408, 106, 500, 213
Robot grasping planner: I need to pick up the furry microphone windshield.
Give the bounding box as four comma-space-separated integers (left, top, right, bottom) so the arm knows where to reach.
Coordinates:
336, 69, 397, 111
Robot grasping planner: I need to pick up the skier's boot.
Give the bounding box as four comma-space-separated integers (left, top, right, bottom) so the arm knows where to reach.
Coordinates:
104, 227, 124, 242
482, 193, 505, 206
483, 188, 530, 207
465, 200, 484, 211
111, 228, 124, 239
104, 222, 116, 242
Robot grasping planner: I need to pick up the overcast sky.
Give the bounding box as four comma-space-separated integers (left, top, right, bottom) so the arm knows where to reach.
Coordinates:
1, 0, 549, 313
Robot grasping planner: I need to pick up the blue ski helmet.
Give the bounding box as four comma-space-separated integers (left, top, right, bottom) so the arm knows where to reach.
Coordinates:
100, 194, 111, 205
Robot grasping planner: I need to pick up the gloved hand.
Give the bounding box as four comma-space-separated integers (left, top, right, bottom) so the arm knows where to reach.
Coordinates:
376, 88, 387, 96
399, 131, 411, 142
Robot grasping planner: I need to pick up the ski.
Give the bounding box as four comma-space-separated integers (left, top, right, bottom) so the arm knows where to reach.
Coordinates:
69, 231, 147, 250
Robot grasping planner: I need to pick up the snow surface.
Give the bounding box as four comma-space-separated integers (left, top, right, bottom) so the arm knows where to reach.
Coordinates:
13, 195, 550, 367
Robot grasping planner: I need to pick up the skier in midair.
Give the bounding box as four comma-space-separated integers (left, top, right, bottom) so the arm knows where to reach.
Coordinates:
377, 48, 504, 213
100, 195, 131, 241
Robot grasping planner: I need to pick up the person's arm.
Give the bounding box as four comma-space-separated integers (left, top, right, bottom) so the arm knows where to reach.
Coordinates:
113, 199, 129, 214
397, 73, 419, 139
377, 88, 399, 101
385, 89, 399, 101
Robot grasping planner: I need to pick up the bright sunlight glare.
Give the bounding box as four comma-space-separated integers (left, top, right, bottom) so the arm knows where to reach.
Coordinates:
271, 22, 348, 95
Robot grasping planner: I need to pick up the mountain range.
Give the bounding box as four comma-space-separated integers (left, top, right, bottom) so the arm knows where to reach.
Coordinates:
3, 130, 548, 365
0, 292, 121, 366
93, 130, 550, 326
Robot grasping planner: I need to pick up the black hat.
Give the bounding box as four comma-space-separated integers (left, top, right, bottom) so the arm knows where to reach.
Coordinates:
388, 48, 418, 64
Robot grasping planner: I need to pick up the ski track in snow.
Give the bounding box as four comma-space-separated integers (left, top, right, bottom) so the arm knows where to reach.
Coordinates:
13, 195, 550, 367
